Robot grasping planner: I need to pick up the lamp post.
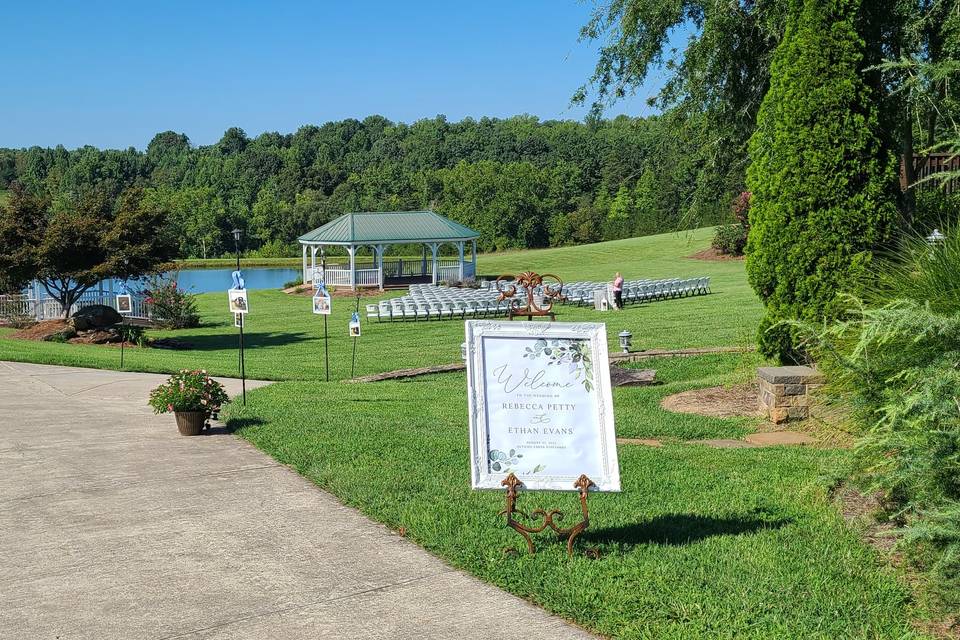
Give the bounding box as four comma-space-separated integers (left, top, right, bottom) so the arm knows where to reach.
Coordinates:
232, 228, 246, 405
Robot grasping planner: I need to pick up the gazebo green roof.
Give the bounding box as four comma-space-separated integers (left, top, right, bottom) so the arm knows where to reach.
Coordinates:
298, 211, 480, 245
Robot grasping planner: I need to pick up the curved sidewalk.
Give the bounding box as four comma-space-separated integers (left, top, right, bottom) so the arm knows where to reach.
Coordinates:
0, 361, 594, 640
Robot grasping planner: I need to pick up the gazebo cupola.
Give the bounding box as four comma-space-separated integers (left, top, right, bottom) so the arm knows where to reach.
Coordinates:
298, 211, 480, 290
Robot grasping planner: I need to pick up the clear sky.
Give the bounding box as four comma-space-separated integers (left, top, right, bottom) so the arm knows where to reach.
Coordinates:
0, 1, 674, 150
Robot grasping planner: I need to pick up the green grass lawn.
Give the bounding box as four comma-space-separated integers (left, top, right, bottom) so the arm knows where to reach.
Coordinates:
232, 370, 923, 639
0, 228, 931, 637
0, 228, 761, 380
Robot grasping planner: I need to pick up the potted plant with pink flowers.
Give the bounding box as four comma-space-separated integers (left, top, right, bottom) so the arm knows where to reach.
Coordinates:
148, 369, 229, 436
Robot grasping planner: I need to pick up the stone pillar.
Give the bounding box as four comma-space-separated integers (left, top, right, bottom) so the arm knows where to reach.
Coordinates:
757, 366, 824, 424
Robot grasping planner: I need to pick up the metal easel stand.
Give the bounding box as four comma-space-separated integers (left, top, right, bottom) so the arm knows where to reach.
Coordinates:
499, 473, 596, 557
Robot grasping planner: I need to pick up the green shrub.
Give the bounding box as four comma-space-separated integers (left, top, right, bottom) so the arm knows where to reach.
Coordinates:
872, 223, 960, 314
118, 324, 147, 347
282, 276, 304, 289
711, 191, 751, 256
711, 224, 747, 256
805, 300, 960, 606
745, 0, 897, 362
913, 189, 960, 238
144, 277, 199, 329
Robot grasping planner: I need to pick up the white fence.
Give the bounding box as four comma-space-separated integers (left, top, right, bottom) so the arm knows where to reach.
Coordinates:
0, 291, 151, 322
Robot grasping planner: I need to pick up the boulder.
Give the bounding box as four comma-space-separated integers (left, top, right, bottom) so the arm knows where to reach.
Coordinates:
68, 315, 92, 331
72, 304, 122, 328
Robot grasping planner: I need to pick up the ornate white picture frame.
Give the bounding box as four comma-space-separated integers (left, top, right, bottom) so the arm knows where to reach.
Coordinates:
465, 320, 620, 492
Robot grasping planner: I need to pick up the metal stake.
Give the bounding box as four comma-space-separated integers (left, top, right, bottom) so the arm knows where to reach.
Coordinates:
323, 313, 329, 382
350, 295, 360, 378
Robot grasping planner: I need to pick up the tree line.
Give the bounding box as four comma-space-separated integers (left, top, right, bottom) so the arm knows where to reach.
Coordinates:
0, 114, 731, 259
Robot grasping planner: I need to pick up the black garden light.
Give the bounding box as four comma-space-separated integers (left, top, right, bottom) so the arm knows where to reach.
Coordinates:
618, 330, 632, 354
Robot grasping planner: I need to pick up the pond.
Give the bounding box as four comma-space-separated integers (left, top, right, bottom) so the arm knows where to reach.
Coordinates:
113, 267, 303, 294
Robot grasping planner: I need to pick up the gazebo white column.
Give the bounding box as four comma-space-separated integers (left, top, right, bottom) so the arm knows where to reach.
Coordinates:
375, 244, 387, 290
471, 240, 478, 277
457, 241, 465, 280
429, 242, 440, 285
348, 245, 357, 290
310, 245, 317, 283
302, 245, 308, 283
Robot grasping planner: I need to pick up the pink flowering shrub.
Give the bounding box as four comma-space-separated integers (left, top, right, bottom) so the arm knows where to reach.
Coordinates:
711, 191, 751, 256
144, 277, 199, 329
148, 369, 229, 414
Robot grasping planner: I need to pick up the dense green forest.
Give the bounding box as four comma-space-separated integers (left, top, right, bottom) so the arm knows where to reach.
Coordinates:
0, 115, 729, 259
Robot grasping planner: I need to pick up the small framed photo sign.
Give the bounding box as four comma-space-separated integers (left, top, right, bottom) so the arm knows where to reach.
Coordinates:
465, 320, 620, 492
349, 311, 361, 337
312, 288, 331, 315
234, 312, 243, 328
115, 294, 132, 315
228, 288, 249, 314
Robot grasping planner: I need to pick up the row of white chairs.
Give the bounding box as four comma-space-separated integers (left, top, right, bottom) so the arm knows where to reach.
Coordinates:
366, 297, 514, 321
561, 277, 710, 306
365, 276, 710, 322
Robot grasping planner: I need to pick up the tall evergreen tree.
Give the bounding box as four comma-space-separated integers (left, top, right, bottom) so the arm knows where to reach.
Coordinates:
745, 0, 898, 362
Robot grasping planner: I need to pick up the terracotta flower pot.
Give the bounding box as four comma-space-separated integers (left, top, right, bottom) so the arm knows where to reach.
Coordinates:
174, 410, 207, 436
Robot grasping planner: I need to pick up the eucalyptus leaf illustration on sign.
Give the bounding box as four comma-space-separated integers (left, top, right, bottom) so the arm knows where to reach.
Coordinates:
521, 338, 594, 391
489, 448, 522, 472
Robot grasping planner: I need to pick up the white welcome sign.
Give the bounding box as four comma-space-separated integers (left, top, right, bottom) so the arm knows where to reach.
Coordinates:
466, 321, 620, 492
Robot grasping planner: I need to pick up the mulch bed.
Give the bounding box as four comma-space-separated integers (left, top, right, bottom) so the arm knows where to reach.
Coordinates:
687, 248, 744, 262
284, 284, 386, 298
660, 383, 763, 418
11, 319, 143, 347
11, 320, 68, 341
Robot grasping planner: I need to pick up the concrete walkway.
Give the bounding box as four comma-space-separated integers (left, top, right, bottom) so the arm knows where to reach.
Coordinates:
0, 362, 593, 640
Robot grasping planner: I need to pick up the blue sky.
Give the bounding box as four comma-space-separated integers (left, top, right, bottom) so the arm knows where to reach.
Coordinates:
1, 1, 678, 150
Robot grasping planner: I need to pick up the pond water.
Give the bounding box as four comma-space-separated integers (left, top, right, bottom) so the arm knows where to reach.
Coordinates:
111, 267, 303, 294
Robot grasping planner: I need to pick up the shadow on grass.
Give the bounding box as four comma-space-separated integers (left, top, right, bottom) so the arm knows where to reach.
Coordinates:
220, 417, 266, 434
155, 331, 314, 351
583, 511, 790, 548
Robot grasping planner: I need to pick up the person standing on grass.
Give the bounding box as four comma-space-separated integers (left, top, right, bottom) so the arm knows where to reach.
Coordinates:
613, 272, 624, 309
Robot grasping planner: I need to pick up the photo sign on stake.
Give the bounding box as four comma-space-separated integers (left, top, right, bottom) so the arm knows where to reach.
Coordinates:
115, 294, 132, 315
228, 288, 249, 314
312, 283, 331, 315
466, 320, 620, 492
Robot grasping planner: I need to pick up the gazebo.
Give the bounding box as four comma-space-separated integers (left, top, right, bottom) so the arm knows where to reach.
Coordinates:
298, 211, 481, 290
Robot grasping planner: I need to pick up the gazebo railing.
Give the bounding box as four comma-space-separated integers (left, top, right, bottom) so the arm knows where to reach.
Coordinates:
315, 267, 382, 288
306, 257, 475, 288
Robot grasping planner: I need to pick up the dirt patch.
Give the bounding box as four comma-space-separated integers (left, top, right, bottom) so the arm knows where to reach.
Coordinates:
661, 383, 762, 418
688, 248, 744, 262
12, 320, 68, 341
833, 485, 899, 553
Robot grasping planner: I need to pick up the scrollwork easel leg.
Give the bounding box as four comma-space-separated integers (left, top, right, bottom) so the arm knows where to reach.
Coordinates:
564, 474, 595, 556
500, 473, 536, 554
